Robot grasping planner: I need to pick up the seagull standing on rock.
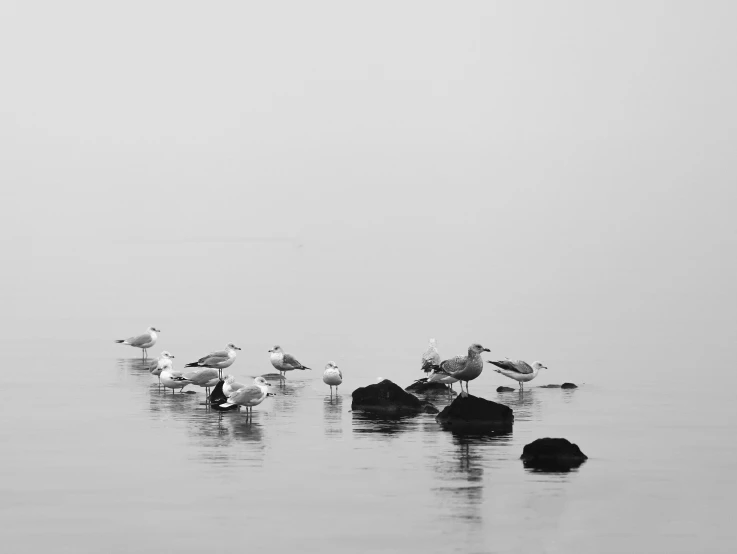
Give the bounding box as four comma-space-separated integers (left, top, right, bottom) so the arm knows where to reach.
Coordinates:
436, 343, 490, 397
184, 343, 241, 379
487, 359, 547, 389
268, 345, 310, 379
115, 327, 159, 359
421, 338, 441, 373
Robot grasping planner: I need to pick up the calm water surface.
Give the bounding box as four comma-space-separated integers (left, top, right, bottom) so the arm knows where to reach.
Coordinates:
3, 333, 735, 553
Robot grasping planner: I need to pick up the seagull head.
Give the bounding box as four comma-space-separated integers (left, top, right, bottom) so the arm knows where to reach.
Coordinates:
532, 361, 547, 370
469, 343, 491, 354
161, 351, 174, 359
268, 345, 283, 353
148, 327, 161, 333
227, 343, 241, 351
325, 361, 339, 370
429, 338, 437, 346
254, 376, 271, 388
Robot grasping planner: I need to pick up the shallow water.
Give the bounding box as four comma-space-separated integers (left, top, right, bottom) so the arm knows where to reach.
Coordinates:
3, 336, 736, 553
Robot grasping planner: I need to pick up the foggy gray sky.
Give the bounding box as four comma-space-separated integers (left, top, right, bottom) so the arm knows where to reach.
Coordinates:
2, 2, 736, 372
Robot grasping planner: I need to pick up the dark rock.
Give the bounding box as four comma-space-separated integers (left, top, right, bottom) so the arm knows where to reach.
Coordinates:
538, 384, 562, 388
422, 402, 439, 414
561, 382, 578, 389
436, 394, 513, 432
405, 379, 457, 396
352, 379, 432, 415
496, 386, 516, 392
521, 438, 587, 470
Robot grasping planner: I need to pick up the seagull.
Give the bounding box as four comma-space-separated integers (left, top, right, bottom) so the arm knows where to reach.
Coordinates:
149, 351, 175, 385
487, 359, 547, 389
436, 343, 490, 397
421, 338, 441, 373
222, 374, 248, 398
115, 327, 159, 359
184, 343, 241, 378
322, 361, 342, 395
221, 377, 275, 415
427, 367, 458, 395
183, 367, 220, 399
160, 367, 191, 394
268, 345, 310, 379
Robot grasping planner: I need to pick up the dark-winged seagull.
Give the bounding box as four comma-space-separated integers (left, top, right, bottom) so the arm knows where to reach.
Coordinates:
436, 343, 490, 397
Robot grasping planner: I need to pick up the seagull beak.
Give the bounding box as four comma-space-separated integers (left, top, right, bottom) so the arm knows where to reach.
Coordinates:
267, 383, 272, 386
483, 348, 490, 353
170, 355, 175, 358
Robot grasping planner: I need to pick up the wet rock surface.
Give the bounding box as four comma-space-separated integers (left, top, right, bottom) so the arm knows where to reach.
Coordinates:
352, 379, 434, 415
405, 379, 457, 396
521, 438, 587, 470
436, 394, 513, 432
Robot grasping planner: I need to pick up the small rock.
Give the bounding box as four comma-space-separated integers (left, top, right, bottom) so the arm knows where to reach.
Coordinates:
405, 379, 457, 395
561, 382, 578, 389
521, 438, 587, 470
538, 384, 562, 388
436, 394, 513, 432
496, 386, 516, 392
352, 379, 434, 415
422, 402, 439, 414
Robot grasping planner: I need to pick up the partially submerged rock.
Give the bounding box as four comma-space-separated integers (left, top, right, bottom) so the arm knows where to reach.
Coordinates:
561, 382, 578, 389
405, 379, 456, 396
436, 394, 513, 432
496, 386, 516, 392
352, 379, 435, 415
521, 438, 587, 470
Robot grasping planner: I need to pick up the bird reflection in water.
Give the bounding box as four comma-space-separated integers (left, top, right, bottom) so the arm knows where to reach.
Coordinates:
323, 394, 343, 437
497, 389, 542, 423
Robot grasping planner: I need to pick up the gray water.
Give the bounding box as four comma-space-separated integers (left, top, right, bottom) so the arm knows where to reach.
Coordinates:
3, 293, 736, 553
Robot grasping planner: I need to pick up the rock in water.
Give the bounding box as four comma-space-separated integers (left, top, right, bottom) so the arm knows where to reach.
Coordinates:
405, 379, 457, 395
496, 386, 516, 392
561, 382, 578, 389
435, 394, 513, 432
352, 379, 436, 415
520, 438, 587, 470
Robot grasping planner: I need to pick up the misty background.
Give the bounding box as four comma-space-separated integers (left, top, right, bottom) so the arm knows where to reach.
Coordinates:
2, 1, 735, 379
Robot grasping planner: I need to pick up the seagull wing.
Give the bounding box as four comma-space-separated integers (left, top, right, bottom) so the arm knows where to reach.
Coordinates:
231, 385, 263, 403
422, 345, 441, 367
488, 359, 534, 374
127, 332, 152, 347
283, 353, 307, 369
439, 355, 467, 376
198, 351, 229, 365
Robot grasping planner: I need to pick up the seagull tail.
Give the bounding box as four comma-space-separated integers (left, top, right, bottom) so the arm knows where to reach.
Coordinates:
114, 340, 125, 343
184, 362, 199, 368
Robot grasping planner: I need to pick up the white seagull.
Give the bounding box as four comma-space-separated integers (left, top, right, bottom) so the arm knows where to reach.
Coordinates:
436, 343, 491, 397
487, 359, 547, 389
268, 345, 310, 378
322, 361, 342, 395
221, 377, 274, 415
160, 367, 191, 394
421, 338, 441, 373
115, 327, 160, 358
183, 367, 220, 399
149, 351, 175, 384
184, 343, 241, 378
